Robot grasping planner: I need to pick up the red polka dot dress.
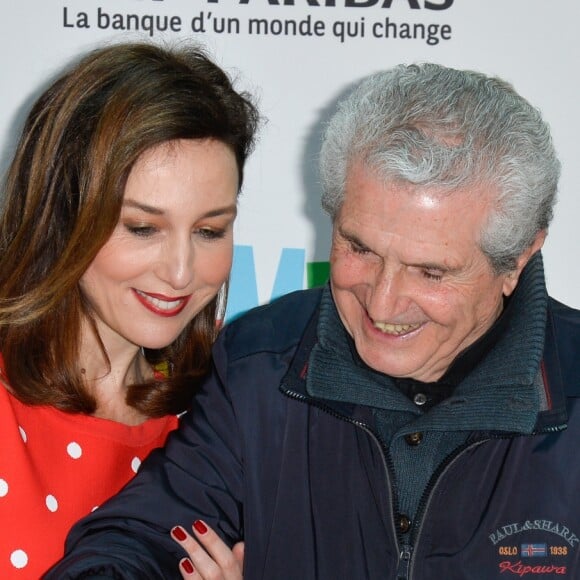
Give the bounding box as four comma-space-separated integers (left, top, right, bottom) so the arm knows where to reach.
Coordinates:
0, 370, 178, 578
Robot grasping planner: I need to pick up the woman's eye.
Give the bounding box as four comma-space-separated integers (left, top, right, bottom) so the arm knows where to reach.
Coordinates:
197, 228, 226, 240
125, 225, 157, 237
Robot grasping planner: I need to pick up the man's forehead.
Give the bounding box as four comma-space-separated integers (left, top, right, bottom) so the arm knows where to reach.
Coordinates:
336, 170, 498, 264
342, 164, 497, 214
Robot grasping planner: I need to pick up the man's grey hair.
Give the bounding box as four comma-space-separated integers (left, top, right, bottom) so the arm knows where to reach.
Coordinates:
319, 63, 560, 273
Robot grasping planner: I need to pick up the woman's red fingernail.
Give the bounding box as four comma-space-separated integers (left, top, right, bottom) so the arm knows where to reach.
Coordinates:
193, 520, 208, 534
172, 526, 187, 541
181, 559, 195, 574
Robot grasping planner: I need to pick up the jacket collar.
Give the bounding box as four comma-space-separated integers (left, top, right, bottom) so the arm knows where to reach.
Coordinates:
536, 300, 569, 431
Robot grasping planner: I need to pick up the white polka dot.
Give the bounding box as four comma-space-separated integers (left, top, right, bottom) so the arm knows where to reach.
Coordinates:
18, 426, 27, 443
46, 494, 58, 512
10, 549, 28, 569
67, 441, 82, 459
91, 505, 99, 512
131, 457, 141, 473
0, 479, 8, 497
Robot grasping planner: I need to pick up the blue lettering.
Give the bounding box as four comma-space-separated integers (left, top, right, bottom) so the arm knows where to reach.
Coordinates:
225, 245, 306, 321
271, 247, 306, 301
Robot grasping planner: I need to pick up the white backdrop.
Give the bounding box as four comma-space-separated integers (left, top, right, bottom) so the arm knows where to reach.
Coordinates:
1, 0, 579, 318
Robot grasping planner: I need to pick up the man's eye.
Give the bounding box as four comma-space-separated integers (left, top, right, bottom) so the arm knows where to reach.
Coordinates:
422, 270, 443, 282
350, 242, 370, 254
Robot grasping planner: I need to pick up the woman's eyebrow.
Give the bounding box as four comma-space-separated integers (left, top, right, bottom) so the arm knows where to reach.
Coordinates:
122, 199, 164, 215
122, 199, 238, 219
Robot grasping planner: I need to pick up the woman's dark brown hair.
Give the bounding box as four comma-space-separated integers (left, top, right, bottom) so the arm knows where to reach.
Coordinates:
0, 42, 259, 416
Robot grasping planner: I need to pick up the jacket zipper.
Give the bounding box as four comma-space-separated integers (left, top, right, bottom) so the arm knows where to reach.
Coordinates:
407, 437, 490, 578
396, 545, 413, 579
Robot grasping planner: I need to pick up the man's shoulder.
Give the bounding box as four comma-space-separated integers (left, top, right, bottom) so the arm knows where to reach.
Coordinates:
548, 296, 580, 326
548, 297, 580, 396
548, 297, 580, 345
222, 287, 323, 361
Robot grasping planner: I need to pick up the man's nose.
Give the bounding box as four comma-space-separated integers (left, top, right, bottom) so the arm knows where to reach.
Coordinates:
367, 265, 413, 321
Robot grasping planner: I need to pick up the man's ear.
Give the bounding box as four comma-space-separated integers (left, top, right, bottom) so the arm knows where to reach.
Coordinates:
502, 230, 547, 297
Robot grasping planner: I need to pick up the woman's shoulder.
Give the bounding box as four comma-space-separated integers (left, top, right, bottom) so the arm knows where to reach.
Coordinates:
0, 378, 178, 577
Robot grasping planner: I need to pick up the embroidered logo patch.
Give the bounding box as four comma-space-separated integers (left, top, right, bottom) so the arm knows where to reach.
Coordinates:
489, 519, 578, 576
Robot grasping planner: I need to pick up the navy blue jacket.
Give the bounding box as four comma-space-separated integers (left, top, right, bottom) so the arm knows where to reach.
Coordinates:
46, 288, 580, 579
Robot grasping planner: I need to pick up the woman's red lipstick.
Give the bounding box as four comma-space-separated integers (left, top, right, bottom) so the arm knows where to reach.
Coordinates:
132, 289, 191, 317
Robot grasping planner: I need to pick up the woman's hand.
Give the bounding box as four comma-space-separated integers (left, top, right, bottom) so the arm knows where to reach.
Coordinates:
171, 520, 244, 579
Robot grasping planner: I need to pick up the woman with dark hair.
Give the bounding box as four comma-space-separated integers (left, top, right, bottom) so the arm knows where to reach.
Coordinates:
0, 42, 257, 578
